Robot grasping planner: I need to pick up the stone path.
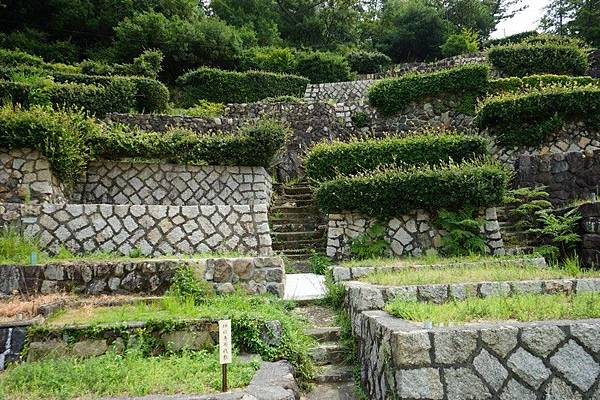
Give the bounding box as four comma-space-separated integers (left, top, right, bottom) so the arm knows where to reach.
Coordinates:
284, 274, 327, 301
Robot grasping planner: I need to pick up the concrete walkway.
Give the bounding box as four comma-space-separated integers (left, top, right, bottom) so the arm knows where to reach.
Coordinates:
284, 273, 326, 301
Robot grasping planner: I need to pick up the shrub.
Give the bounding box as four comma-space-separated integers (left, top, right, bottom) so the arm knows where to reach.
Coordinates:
440, 29, 479, 58
80, 49, 164, 79
484, 31, 539, 47
346, 50, 392, 74
0, 48, 45, 68
305, 132, 489, 182
476, 85, 600, 147
489, 74, 599, 94
89, 119, 289, 168
176, 67, 309, 106
350, 223, 389, 260
0, 105, 97, 185
314, 161, 510, 219
487, 43, 589, 77
350, 111, 370, 128
434, 207, 486, 256
368, 64, 489, 115
240, 47, 298, 74
295, 51, 353, 84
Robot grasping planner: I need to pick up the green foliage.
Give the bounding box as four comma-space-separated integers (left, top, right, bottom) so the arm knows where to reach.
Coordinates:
89, 119, 289, 168
346, 50, 392, 74
309, 251, 331, 275
368, 64, 489, 115
176, 67, 309, 106
350, 111, 370, 128
434, 207, 486, 256
304, 132, 489, 182
295, 51, 353, 84
484, 30, 539, 47
0, 48, 45, 68
0, 29, 79, 64
314, 161, 511, 219
0, 105, 95, 185
504, 186, 553, 235
487, 43, 589, 77
240, 47, 298, 74
168, 100, 225, 118
0, 227, 42, 265
440, 29, 479, 57
476, 85, 600, 147
166, 267, 214, 303
321, 269, 347, 311
530, 208, 582, 260
80, 49, 164, 79
350, 223, 390, 260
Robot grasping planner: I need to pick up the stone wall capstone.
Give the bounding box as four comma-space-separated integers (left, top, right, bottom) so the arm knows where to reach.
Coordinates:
0, 148, 67, 204
326, 208, 504, 260
0, 203, 272, 257
72, 161, 272, 206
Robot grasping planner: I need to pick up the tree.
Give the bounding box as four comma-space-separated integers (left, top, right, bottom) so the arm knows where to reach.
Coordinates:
375, 0, 449, 61
437, 0, 496, 38
541, 0, 576, 35
569, 0, 600, 46
210, 0, 282, 45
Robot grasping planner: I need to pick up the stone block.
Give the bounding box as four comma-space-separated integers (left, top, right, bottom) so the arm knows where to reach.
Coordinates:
161, 331, 214, 352
507, 348, 550, 389
396, 368, 443, 399
473, 349, 508, 391
444, 367, 491, 399
544, 378, 582, 400
391, 331, 431, 367
550, 340, 599, 392
433, 329, 477, 364
499, 379, 536, 400
71, 340, 109, 358
570, 322, 600, 353
521, 325, 565, 357
27, 340, 68, 362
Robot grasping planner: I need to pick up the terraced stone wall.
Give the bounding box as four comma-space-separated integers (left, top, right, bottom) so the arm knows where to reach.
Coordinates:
0, 203, 272, 257
580, 203, 600, 268
326, 208, 504, 260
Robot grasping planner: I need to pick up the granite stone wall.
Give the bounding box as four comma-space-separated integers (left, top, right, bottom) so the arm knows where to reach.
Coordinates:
72, 161, 272, 206
326, 208, 504, 260
353, 309, 600, 400
580, 203, 600, 268
0, 148, 67, 204
106, 102, 347, 182
0, 203, 272, 257
0, 256, 285, 297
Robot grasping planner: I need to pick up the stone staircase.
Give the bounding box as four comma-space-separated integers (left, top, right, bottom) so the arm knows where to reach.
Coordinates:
496, 207, 536, 255
270, 182, 327, 272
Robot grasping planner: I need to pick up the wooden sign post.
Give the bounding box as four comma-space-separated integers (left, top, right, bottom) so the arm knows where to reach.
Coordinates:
219, 319, 232, 392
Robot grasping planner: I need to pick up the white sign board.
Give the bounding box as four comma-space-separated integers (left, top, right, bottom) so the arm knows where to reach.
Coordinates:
219, 319, 232, 364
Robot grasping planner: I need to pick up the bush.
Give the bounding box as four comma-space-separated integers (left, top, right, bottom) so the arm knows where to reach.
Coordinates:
368, 64, 489, 115
346, 50, 392, 74
89, 119, 289, 168
240, 47, 298, 74
176, 67, 309, 106
314, 161, 510, 219
80, 49, 164, 79
0, 105, 97, 185
487, 44, 589, 77
489, 74, 599, 94
476, 85, 600, 147
295, 51, 353, 83
484, 31, 539, 47
305, 132, 489, 182
440, 29, 479, 58
0, 48, 45, 68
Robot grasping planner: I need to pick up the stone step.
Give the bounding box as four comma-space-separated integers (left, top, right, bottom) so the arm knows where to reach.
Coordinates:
270, 205, 320, 214
270, 214, 324, 223
314, 365, 354, 384
300, 382, 357, 400
506, 246, 537, 255
273, 239, 326, 251
288, 261, 312, 273
309, 342, 346, 366
270, 222, 326, 233
272, 231, 325, 241
282, 185, 313, 195
307, 327, 341, 343
273, 198, 315, 207
275, 193, 314, 201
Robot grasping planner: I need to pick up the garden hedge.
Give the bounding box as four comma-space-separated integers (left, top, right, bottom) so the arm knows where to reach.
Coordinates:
368, 64, 490, 115
305, 132, 489, 182
0, 105, 97, 185
487, 43, 589, 77
477, 85, 600, 147
346, 50, 391, 75
314, 161, 510, 219
176, 67, 309, 106
295, 51, 354, 84
89, 119, 289, 168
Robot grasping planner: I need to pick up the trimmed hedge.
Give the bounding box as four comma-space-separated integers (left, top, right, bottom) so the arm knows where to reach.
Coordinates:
305, 132, 489, 182
346, 50, 392, 74
476, 86, 600, 147
0, 48, 45, 68
80, 50, 163, 79
295, 51, 353, 84
489, 74, 599, 93
314, 161, 511, 219
176, 67, 309, 106
89, 119, 289, 168
487, 44, 589, 77
0, 105, 97, 185
368, 64, 490, 115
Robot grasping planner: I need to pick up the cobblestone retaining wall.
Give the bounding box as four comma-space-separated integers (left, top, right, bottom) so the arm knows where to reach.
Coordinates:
0, 149, 66, 204
0, 256, 285, 297
0, 203, 272, 256
580, 203, 600, 268
72, 161, 272, 206
106, 102, 347, 182
353, 309, 600, 400
326, 208, 503, 260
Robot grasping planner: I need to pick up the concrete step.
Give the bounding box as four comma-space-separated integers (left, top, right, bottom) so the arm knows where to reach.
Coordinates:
275, 193, 314, 201
307, 327, 341, 343
270, 214, 324, 223
272, 231, 325, 241
273, 198, 314, 207
309, 342, 346, 366
301, 382, 357, 400
314, 365, 354, 384
270, 205, 320, 214
270, 222, 326, 233
273, 239, 326, 251
288, 261, 312, 273
282, 185, 312, 196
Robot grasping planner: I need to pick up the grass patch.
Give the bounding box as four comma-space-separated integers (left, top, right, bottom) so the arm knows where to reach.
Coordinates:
0, 349, 258, 400
361, 264, 600, 286
386, 293, 600, 324
339, 253, 539, 268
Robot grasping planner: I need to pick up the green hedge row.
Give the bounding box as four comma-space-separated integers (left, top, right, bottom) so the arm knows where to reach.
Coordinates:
0, 105, 97, 185
304, 132, 489, 182
490, 74, 599, 93
487, 44, 589, 77
314, 161, 510, 219
176, 67, 309, 106
80, 50, 164, 79
368, 64, 490, 115
346, 50, 392, 75
477, 86, 600, 147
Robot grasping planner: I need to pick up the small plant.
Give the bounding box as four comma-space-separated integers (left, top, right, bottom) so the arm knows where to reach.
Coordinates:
434, 207, 486, 256
167, 267, 214, 303
321, 269, 346, 311
350, 223, 390, 260
530, 208, 582, 260
350, 111, 370, 128
309, 251, 331, 275
504, 186, 553, 243
129, 246, 144, 258
440, 29, 479, 57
